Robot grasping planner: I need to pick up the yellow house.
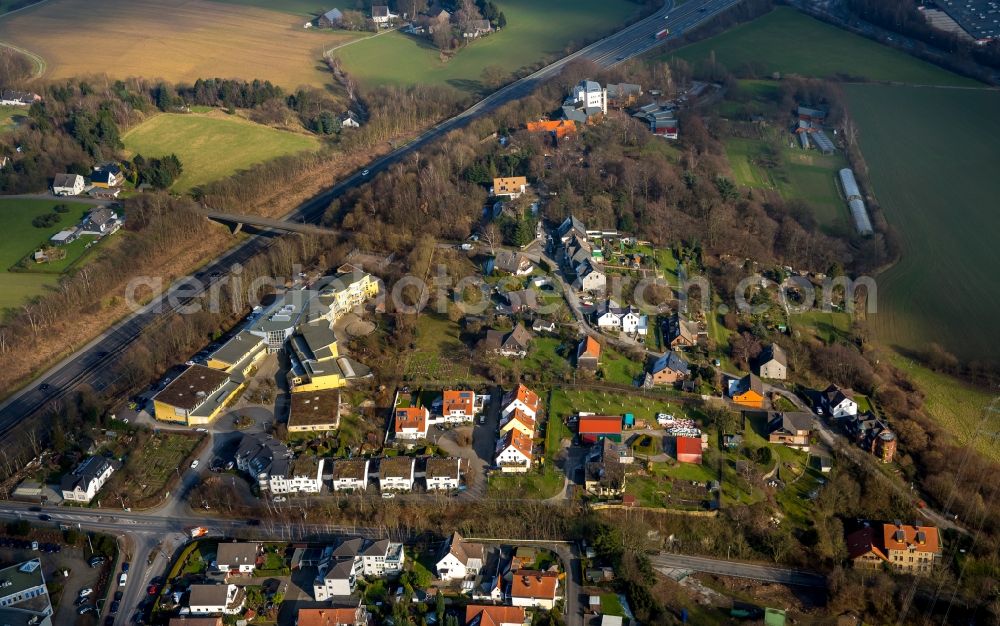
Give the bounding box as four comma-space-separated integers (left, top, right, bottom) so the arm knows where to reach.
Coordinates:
152, 364, 239, 426
206, 331, 267, 379
287, 390, 341, 434
319, 271, 381, 323
499, 408, 535, 438
288, 321, 345, 392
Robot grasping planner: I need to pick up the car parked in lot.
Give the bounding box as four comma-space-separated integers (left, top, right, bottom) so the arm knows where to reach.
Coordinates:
78, 587, 93, 598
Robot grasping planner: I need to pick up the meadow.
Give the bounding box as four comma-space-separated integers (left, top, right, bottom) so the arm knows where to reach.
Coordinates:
668, 6, 979, 87
0, 105, 25, 133
0, 199, 93, 310
0, 0, 362, 89
122, 112, 321, 191
335, 0, 639, 93
843, 84, 1000, 361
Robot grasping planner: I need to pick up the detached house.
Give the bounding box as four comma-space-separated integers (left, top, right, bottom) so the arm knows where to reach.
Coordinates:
187, 584, 244, 615
730, 373, 765, 409
491, 176, 528, 199
79, 206, 121, 236
394, 406, 429, 440
216, 543, 259, 575
495, 430, 533, 473
0, 89, 39, 106
483, 325, 532, 359
510, 570, 560, 610
61, 456, 115, 503
644, 351, 689, 387
847, 522, 941, 575
297, 606, 367, 626
370, 5, 397, 25
360, 539, 405, 577
332, 458, 370, 492
90, 164, 123, 188
436, 532, 485, 581
465, 606, 526, 626
378, 456, 415, 491
767, 411, 813, 451
574, 259, 606, 294
666, 314, 700, 349
493, 250, 533, 276
501, 384, 541, 421
441, 389, 477, 422
52, 173, 85, 196
822, 385, 859, 419
576, 336, 601, 371
756, 343, 787, 380
561, 79, 607, 124
593, 301, 648, 336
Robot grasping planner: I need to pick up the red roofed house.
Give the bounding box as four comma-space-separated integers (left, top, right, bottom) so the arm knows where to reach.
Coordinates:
576, 336, 601, 371
502, 384, 541, 421
495, 430, 533, 473
526, 119, 577, 139
846, 522, 941, 575
577, 415, 622, 445
296, 606, 367, 626
465, 604, 526, 626
395, 406, 429, 440
499, 408, 535, 438
509, 570, 560, 609
442, 390, 476, 423
675, 436, 702, 464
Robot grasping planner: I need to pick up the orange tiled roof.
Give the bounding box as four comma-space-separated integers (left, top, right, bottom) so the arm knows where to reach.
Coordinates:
501, 429, 533, 460
845, 526, 887, 561
506, 384, 540, 414
526, 119, 576, 137
443, 390, 475, 415
493, 176, 527, 194
579, 336, 601, 359
882, 523, 940, 554
395, 406, 428, 433
578, 415, 622, 435
465, 605, 526, 626
675, 436, 702, 455
296, 608, 362, 626
503, 408, 536, 432
510, 569, 559, 600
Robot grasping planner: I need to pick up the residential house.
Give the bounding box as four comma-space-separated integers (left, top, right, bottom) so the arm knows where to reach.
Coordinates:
153, 364, 240, 426
441, 389, 477, 422
503, 289, 541, 315
510, 570, 560, 610
88, 186, 120, 200
847, 522, 941, 574
578, 415, 622, 445
730, 373, 765, 409
501, 384, 541, 421
267, 456, 325, 494
425, 457, 462, 491
465, 605, 525, 626
463, 19, 493, 38
493, 250, 533, 276
666, 314, 700, 349
0, 90, 39, 106
491, 176, 528, 199
483, 324, 532, 358
187, 584, 244, 615
499, 408, 535, 438
606, 83, 642, 108
52, 173, 85, 196
169, 618, 223, 626
585, 440, 626, 497
234, 433, 296, 491
79, 206, 121, 235
287, 389, 341, 434
573, 259, 606, 293
844, 412, 897, 463
576, 336, 601, 371
60, 456, 115, 503
561, 79, 607, 124
318, 8, 344, 28
495, 429, 533, 473
526, 119, 576, 140
644, 351, 689, 386
340, 111, 361, 128
370, 5, 397, 25
378, 456, 415, 491
360, 539, 405, 577
331, 459, 370, 492
593, 301, 647, 336
296, 606, 367, 626
437, 532, 485, 581
423, 8, 451, 33
90, 164, 123, 188
675, 436, 703, 464
822, 385, 859, 419
557, 215, 587, 243
394, 406, 429, 440
633, 103, 678, 139
314, 555, 357, 600
216, 543, 259, 575
756, 343, 787, 380
767, 412, 813, 451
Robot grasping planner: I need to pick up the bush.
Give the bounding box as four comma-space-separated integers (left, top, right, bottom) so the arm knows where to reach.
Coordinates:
32, 213, 60, 228
53, 204, 70, 213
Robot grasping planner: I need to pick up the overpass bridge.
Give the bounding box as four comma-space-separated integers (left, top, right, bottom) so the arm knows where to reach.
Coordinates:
201, 209, 342, 237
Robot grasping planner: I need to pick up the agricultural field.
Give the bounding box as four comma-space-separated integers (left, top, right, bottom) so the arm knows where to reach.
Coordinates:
667, 6, 978, 87
335, 0, 639, 93
0, 199, 95, 310
724, 136, 851, 235
207, 0, 330, 17
122, 111, 321, 191
0, 0, 363, 89
844, 84, 1000, 361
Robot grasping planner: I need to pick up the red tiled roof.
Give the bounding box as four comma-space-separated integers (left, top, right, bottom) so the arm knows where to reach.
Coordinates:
443, 390, 475, 415
882, 523, 940, 554
675, 436, 701, 455
465, 605, 525, 626
505, 384, 540, 414
577, 415, 622, 435
395, 406, 428, 433
509, 570, 559, 600
296, 608, 362, 626
578, 336, 601, 359
500, 429, 533, 460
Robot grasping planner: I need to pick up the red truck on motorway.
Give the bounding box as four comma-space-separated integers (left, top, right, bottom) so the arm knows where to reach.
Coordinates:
655, 28, 669, 40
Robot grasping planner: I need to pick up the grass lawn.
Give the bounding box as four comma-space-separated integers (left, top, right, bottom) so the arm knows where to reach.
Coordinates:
600, 593, 626, 617
789, 310, 850, 344
723, 135, 851, 235
488, 466, 563, 499
549, 389, 701, 428
667, 6, 978, 87
336, 0, 639, 93
122, 112, 320, 191
0, 105, 25, 133
599, 347, 643, 385
0, 0, 362, 89
843, 84, 1000, 362
0, 199, 94, 310
504, 336, 572, 380
890, 354, 999, 462
404, 313, 485, 383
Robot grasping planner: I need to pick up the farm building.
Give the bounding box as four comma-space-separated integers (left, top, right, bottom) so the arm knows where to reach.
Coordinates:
838, 168, 874, 235
675, 436, 702, 464
577, 415, 623, 444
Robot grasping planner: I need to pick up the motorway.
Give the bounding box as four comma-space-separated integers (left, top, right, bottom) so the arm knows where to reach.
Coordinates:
0, 0, 743, 435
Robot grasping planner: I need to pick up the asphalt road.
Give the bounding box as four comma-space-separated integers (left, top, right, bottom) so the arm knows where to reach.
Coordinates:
651, 552, 827, 588
0, 0, 743, 435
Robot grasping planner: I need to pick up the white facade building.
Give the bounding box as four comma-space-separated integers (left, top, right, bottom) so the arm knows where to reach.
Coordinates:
60, 456, 115, 503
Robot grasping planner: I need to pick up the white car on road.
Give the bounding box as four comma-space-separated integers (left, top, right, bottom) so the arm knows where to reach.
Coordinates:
190, 460, 199, 469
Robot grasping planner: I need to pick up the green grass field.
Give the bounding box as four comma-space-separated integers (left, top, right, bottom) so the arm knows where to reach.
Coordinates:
0, 199, 94, 310
0, 105, 25, 133
668, 6, 978, 87
122, 112, 320, 191
724, 136, 851, 235
843, 84, 1000, 361
335, 0, 638, 93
